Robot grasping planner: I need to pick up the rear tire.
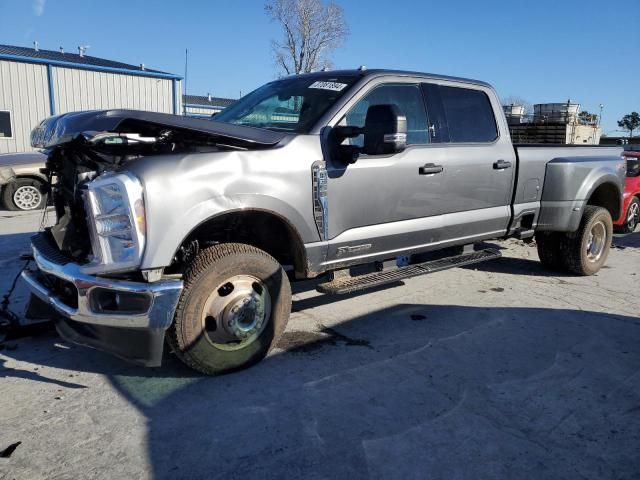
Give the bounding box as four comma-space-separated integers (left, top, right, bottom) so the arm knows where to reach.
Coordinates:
559, 206, 613, 276
535, 232, 564, 270
2, 178, 47, 211
167, 243, 291, 375
615, 197, 639, 234
536, 206, 613, 276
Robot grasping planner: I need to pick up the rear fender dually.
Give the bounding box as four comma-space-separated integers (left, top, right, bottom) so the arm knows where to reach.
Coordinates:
537, 155, 625, 232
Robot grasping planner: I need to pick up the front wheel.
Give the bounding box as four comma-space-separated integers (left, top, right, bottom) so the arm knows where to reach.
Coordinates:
167, 243, 291, 375
2, 178, 47, 211
616, 197, 639, 234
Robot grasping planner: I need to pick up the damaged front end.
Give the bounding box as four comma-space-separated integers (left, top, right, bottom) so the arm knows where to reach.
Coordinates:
23, 109, 285, 365
31, 109, 285, 266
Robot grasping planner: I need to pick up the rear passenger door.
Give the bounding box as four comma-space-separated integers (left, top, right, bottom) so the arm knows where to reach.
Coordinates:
422, 83, 515, 240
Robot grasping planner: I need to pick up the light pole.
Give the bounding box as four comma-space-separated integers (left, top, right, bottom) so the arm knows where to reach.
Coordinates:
599, 104, 604, 127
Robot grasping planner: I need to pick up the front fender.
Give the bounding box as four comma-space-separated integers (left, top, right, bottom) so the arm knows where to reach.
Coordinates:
140, 193, 318, 269
0, 167, 16, 186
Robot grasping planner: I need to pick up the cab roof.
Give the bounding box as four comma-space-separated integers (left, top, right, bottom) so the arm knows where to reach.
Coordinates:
286, 68, 492, 89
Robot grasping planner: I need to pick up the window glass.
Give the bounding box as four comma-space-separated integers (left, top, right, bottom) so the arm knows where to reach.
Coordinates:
626, 158, 640, 177
342, 84, 429, 146
214, 75, 358, 133
422, 84, 449, 143
0, 111, 12, 138
438, 86, 498, 143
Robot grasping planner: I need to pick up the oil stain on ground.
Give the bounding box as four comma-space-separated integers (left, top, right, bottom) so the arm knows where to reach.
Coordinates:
278, 325, 371, 354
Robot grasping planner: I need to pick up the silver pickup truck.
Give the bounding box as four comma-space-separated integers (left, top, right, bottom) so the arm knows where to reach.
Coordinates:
22, 69, 625, 374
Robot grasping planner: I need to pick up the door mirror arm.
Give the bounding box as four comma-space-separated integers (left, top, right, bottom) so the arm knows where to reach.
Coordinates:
333, 125, 363, 141
330, 126, 363, 164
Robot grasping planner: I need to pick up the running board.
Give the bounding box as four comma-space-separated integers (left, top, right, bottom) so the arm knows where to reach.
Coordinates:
316, 248, 501, 295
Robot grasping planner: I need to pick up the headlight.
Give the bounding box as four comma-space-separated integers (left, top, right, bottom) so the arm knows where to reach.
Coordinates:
81, 172, 146, 274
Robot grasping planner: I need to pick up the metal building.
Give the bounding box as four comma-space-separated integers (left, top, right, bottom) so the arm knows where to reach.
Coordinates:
505, 101, 602, 145
183, 94, 235, 118
0, 44, 183, 154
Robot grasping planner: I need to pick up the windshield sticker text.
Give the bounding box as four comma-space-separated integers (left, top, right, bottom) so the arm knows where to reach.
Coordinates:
309, 81, 348, 92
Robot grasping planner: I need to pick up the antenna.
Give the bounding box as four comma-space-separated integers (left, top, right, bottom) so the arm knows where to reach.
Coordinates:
59, 46, 64, 54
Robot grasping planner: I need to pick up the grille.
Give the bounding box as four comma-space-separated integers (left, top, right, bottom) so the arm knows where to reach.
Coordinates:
31, 231, 71, 265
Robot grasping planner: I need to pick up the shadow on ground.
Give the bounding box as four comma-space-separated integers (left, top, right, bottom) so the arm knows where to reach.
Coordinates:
613, 231, 640, 249
2, 301, 640, 479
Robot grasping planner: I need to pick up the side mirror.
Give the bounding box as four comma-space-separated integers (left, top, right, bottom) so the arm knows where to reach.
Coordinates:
363, 104, 407, 155
330, 125, 362, 164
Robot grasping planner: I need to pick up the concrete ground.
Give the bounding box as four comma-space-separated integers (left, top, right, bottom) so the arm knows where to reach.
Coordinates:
0, 209, 639, 480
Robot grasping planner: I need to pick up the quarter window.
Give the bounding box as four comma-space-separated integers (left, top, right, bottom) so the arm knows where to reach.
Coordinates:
342, 84, 429, 146
0, 111, 12, 138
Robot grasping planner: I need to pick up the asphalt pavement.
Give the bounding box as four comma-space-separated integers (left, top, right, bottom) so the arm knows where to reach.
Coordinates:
0, 209, 639, 479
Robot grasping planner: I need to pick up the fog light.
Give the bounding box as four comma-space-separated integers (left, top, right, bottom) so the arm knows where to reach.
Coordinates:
90, 288, 152, 314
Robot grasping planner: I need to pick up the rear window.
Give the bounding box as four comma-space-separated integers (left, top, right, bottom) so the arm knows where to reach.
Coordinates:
423, 85, 498, 143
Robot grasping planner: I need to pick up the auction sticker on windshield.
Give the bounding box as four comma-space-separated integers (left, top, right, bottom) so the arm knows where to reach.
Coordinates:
309, 81, 348, 91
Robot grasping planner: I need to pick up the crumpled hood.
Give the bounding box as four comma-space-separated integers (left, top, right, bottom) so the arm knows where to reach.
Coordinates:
30, 109, 287, 150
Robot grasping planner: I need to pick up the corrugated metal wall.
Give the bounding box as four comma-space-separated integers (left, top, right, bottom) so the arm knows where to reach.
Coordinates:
0, 59, 183, 154
0, 60, 50, 154
52, 67, 179, 114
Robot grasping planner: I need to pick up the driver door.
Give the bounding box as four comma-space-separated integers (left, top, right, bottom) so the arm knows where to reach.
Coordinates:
323, 82, 448, 266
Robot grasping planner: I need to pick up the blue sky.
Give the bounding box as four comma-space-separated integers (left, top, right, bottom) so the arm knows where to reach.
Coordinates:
1, 0, 638, 134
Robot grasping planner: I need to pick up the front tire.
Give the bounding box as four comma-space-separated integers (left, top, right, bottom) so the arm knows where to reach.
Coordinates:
616, 197, 639, 234
167, 243, 291, 375
2, 178, 47, 211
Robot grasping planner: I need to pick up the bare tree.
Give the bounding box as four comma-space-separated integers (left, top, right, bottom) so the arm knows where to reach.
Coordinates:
265, 0, 349, 75
501, 95, 533, 115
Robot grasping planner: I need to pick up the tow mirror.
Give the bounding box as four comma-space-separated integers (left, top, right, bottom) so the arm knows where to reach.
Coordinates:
362, 104, 407, 155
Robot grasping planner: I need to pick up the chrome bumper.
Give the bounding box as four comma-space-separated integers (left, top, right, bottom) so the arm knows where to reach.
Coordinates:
21, 241, 183, 330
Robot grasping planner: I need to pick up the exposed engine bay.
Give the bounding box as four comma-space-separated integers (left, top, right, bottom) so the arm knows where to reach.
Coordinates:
35, 109, 287, 263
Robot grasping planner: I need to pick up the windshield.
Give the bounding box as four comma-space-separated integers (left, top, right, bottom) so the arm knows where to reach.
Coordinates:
213, 75, 358, 133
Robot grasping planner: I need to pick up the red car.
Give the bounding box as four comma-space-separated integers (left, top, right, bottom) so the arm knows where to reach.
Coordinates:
614, 150, 640, 233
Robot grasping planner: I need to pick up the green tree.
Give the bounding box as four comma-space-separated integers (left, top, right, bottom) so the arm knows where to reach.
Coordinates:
617, 112, 640, 139
578, 110, 597, 125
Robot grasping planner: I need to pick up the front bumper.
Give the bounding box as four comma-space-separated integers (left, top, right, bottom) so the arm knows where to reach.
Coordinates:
21, 234, 183, 366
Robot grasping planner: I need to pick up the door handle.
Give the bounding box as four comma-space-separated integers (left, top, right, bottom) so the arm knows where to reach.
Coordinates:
419, 163, 444, 175
493, 160, 512, 170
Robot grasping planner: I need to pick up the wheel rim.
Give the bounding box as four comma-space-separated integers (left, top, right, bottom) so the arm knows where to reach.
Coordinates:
13, 185, 42, 210
201, 275, 271, 351
586, 220, 607, 262
627, 202, 639, 231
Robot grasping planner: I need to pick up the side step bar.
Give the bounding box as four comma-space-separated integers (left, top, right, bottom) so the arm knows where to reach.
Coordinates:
316, 248, 501, 295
